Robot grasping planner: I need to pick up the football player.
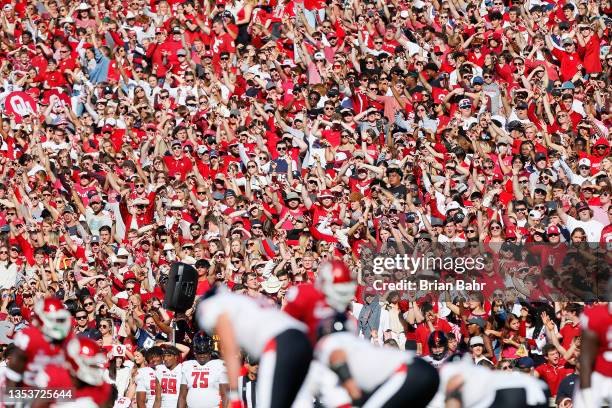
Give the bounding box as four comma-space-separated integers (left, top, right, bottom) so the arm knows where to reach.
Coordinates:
135, 346, 163, 408
575, 298, 612, 408
422, 331, 450, 369
33, 337, 112, 408
197, 286, 312, 408
314, 314, 439, 408
6, 298, 73, 387
155, 346, 183, 408
179, 332, 228, 408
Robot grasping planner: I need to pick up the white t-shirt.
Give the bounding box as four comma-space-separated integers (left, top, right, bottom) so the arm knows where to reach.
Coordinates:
181, 359, 227, 408
197, 291, 306, 358
566, 216, 604, 242
156, 363, 182, 408
135, 366, 158, 408
314, 332, 414, 392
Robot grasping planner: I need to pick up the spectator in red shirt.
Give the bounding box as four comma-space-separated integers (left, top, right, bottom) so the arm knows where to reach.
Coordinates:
558, 303, 583, 350
546, 36, 583, 82
415, 303, 453, 356
163, 140, 194, 181
535, 344, 574, 397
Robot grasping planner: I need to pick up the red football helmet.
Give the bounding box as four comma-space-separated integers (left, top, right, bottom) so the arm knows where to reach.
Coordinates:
33, 297, 72, 341
65, 337, 106, 386
316, 260, 356, 312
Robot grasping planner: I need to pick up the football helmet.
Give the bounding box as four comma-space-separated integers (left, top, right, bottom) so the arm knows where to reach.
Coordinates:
316, 260, 356, 312
193, 332, 215, 355
65, 337, 106, 386
428, 330, 449, 361
34, 297, 72, 341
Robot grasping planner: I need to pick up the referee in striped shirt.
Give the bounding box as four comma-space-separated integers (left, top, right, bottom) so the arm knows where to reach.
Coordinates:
238, 355, 259, 408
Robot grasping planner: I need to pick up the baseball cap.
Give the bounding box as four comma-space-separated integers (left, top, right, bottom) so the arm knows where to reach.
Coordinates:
516, 101, 528, 110
561, 80, 575, 89
285, 192, 300, 201
516, 357, 535, 369
467, 317, 486, 329
578, 158, 591, 167
458, 98, 472, 109
472, 76, 484, 85
469, 336, 484, 346
556, 374, 577, 405
529, 209, 542, 219
575, 201, 590, 212
318, 190, 335, 199
123, 272, 137, 282
446, 201, 462, 211
547, 225, 560, 235
534, 152, 547, 162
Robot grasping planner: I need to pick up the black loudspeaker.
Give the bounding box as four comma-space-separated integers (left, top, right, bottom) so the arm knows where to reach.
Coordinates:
163, 262, 197, 312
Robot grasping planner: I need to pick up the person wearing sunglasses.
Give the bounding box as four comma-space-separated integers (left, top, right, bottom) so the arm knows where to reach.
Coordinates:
74, 308, 90, 334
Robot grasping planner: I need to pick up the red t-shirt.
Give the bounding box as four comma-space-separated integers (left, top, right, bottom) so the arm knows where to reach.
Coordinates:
415, 317, 453, 355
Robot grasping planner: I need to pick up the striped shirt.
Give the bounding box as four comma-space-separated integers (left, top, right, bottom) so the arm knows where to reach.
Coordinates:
238, 375, 257, 408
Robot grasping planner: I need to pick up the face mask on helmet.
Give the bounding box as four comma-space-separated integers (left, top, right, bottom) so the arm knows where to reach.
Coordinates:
428, 330, 448, 361
40, 311, 72, 341
193, 333, 213, 355
317, 260, 356, 312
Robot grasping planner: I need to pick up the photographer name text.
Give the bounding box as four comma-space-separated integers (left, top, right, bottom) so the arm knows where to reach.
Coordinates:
372, 279, 486, 291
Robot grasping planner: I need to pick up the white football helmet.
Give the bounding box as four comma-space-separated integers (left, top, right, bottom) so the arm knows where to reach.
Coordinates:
316, 260, 356, 312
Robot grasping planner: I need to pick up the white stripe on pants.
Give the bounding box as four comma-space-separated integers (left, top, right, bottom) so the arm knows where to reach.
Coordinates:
256, 348, 277, 408
363, 369, 407, 408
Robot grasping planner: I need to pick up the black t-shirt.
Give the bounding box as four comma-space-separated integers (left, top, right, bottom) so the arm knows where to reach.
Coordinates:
389, 184, 407, 199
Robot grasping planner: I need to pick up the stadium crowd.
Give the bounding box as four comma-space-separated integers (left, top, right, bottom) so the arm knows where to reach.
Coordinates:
0, 0, 610, 406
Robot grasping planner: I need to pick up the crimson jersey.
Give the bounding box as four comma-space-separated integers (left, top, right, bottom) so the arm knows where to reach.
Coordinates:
581, 305, 612, 377
33, 364, 72, 395
284, 283, 335, 344
59, 383, 113, 408
12, 327, 70, 386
